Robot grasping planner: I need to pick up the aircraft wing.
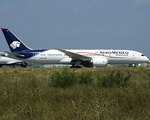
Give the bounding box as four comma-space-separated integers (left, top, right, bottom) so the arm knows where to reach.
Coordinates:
2, 51, 24, 57
55, 48, 91, 60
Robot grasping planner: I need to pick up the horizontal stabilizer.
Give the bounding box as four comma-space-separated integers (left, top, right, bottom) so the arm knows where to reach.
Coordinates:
3, 51, 24, 57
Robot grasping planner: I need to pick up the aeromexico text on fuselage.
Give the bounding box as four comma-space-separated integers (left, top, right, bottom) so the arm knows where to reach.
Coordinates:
14, 49, 130, 59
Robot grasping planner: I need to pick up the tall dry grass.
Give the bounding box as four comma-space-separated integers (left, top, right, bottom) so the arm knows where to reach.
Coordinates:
0, 67, 150, 119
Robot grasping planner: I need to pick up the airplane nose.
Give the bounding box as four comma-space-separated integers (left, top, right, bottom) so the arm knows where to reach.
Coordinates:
145, 57, 149, 62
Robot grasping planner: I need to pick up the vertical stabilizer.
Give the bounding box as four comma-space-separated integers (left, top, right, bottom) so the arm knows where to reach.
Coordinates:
1, 28, 32, 52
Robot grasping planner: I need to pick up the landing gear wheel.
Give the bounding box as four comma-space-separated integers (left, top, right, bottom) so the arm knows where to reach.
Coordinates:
76, 66, 81, 68
21, 62, 28, 68
70, 66, 74, 68
70, 65, 81, 69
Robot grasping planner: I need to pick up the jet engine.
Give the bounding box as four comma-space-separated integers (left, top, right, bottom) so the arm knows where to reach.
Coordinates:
92, 58, 108, 67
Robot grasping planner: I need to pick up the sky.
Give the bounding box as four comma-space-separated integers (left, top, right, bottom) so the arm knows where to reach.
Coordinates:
0, 0, 150, 56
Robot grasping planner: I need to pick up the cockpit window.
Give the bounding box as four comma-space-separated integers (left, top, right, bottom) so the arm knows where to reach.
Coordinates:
141, 54, 144, 56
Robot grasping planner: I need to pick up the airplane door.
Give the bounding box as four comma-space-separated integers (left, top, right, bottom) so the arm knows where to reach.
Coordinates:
33, 52, 40, 62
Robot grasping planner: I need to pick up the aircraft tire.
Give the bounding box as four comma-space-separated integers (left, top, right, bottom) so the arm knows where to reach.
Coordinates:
75, 66, 81, 68
70, 66, 74, 68
70, 66, 81, 69
21, 62, 28, 68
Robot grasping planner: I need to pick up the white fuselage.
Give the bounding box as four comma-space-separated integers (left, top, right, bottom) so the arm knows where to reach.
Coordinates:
13, 49, 148, 65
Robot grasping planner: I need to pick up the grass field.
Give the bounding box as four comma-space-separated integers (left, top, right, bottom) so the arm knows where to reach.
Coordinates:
0, 67, 150, 119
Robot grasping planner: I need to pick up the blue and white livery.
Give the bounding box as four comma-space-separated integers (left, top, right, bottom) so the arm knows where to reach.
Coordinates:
1, 28, 149, 68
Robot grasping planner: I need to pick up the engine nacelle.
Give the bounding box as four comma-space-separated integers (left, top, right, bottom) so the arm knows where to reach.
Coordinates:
92, 58, 108, 67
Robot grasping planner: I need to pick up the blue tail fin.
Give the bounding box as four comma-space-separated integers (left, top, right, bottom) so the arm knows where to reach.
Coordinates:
1, 28, 31, 52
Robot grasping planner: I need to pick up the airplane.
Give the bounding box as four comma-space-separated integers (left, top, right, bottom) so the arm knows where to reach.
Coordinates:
0, 52, 27, 67
1, 28, 149, 68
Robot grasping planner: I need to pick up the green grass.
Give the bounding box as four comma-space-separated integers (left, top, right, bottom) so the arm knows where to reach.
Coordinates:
97, 70, 131, 88
49, 67, 94, 88
0, 67, 150, 119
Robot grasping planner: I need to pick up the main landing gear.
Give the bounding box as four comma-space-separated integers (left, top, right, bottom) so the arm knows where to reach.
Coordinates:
21, 62, 28, 68
70, 65, 81, 68
70, 60, 82, 68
